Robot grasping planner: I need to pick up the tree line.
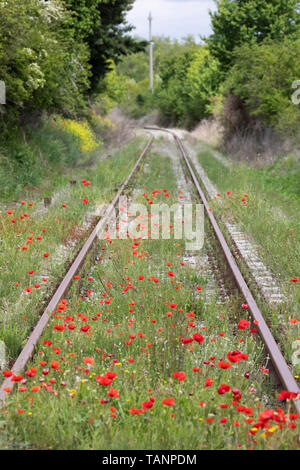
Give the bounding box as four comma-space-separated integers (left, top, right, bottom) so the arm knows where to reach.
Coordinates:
0, 0, 145, 131
117, 0, 300, 138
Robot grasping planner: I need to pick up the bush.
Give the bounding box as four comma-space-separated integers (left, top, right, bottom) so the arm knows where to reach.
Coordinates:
0, 113, 104, 200
156, 45, 221, 127
0, 0, 90, 129
223, 38, 300, 135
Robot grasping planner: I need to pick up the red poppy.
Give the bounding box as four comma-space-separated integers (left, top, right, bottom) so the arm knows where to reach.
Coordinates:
97, 376, 112, 386
193, 333, 204, 344
205, 378, 213, 387
162, 398, 175, 406
107, 388, 119, 398
218, 361, 231, 369
142, 401, 154, 409
181, 338, 194, 344
172, 371, 186, 381
278, 390, 300, 400
51, 360, 59, 370
238, 319, 250, 330
11, 375, 24, 382
3, 370, 13, 377
218, 384, 231, 395
227, 350, 248, 363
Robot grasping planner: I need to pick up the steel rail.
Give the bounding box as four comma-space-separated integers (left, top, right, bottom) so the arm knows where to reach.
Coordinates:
145, 126, 300, 413
0, 136, 154, 403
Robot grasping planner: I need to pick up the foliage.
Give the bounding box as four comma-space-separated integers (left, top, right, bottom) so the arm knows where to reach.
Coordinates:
206, 0, 300, 72
116, 36, 181, 119
116, 37, 221, 126
223, 37, 300, 134
0, 112, 104, 199
156, 43, 221, 127
96, 60, 128, 115
55, 117, 102, 152
0, 0, 145, 130
0, 0, 90, 128
62, 0, 147, 91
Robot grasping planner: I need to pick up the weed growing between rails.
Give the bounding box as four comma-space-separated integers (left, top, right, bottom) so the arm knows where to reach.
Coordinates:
0, 138, 147, 363
1, 146, 299, 450
193, 147, 300, 377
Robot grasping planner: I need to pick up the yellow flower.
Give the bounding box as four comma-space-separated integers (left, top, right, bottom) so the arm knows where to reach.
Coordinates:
59, 118, 102, 152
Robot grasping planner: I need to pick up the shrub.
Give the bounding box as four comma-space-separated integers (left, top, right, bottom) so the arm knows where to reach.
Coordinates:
223, 38, 300, 135
55, 117, 102, 153
156, 45, 221, 127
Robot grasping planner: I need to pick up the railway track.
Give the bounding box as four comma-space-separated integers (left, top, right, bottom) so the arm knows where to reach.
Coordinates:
1, 127, 299, 437
145, 126, 300, 414
0, 136, 154, 402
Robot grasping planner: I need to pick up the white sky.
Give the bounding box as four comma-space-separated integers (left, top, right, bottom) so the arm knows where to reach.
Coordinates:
126, 0, 217, 41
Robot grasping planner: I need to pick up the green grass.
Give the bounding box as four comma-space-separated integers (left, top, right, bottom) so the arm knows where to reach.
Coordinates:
0, 116, 104, 202
0, 135, 148, 362
193, 144, 300, 377
1, 144, 299, 450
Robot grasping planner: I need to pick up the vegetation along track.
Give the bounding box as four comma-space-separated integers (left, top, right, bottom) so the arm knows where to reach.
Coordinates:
0, 129, 299, 450
144, 126, 300, 415
0, 137, 154, 402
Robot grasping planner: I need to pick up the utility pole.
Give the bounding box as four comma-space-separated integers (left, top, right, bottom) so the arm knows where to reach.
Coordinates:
148, 11, 154, 93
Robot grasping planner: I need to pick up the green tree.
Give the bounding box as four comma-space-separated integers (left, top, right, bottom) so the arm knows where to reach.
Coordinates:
62, 0, 147, 90
156, 41, 220, 127
0, 0, 90, 126
223, 37, 300, 133
206, 0, 300, 72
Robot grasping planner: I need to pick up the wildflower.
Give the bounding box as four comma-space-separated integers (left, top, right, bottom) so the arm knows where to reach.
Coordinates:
3, 370, 13, 377
227, 350, 248, 363
81, 357, 94, 367
205, 378, 213, 387
181, 338, 194, 344
11, 375, 24, 382
238, 319, 250, 330
172, 371, 186, 381
218, 361, 231, 369
96, 376, 112, 386
278, 390, 300, 400
193, 333, 204, 344
107, 388, 119, 398
51, 360, 59, 370
142, 401, 153, 409
218, 384, 231, 395
129, 407, 145, 415
162, 398, 175, 406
